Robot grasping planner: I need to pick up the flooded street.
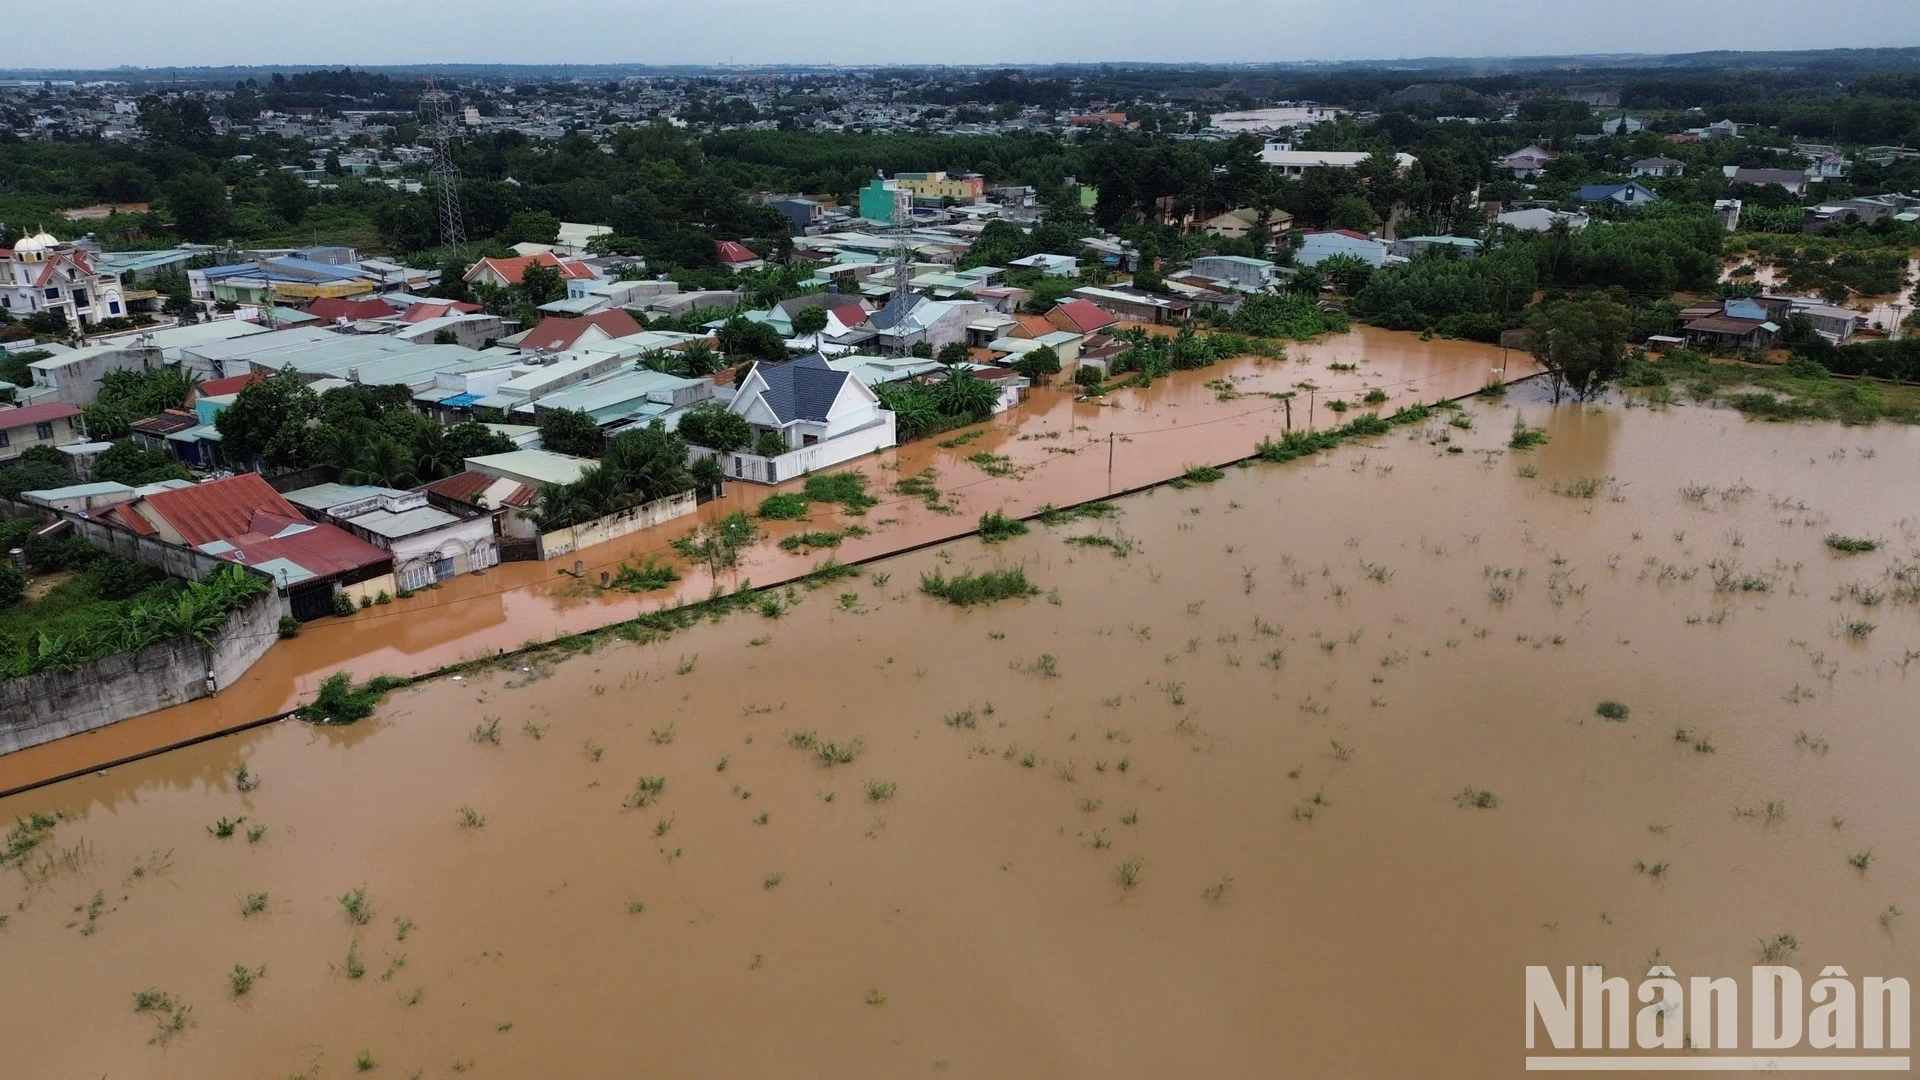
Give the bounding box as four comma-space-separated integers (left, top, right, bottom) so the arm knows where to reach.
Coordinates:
4, 382, 1919, 1077
0, 327, 1538, 794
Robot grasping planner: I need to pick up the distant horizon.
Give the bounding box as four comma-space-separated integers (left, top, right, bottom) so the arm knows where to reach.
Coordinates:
8, 0, 1919, 72
6, 46, 1920, 81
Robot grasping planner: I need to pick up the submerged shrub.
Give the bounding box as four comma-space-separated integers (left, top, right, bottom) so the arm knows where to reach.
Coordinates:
919, 567, 1041, 607
297, 672, 410, 725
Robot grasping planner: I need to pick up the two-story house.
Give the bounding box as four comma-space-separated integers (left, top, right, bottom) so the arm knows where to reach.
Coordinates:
1, 230, 127, 330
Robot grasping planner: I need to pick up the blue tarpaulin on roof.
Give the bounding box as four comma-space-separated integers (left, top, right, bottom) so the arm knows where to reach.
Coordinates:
439, 392, 485, 407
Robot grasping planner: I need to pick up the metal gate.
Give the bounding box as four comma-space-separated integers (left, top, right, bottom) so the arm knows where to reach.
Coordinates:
287, 582, 335, 622
498, 537, 540, 562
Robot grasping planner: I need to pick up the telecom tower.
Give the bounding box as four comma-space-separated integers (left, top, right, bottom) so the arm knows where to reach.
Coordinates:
418, 79, 467, 254
887, 179, 913, 357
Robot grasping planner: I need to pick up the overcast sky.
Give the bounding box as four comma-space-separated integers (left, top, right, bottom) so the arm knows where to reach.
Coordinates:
13, 0, 1919, 69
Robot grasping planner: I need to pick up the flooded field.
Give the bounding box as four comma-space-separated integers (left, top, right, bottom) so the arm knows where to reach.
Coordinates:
4, 386, 1919, 1077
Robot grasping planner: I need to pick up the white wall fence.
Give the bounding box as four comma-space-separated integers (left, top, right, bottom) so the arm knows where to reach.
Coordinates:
535, 490, 698, 560
692, 414, 898, 486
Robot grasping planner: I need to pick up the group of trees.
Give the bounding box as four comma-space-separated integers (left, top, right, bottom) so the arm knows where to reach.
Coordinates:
1, 562, 270, 679
874, 368, 1003, 441
81, 365, 197, 440
1347, 209, 1725, 342
531, 422, 701, 530
215, 374, 516, 484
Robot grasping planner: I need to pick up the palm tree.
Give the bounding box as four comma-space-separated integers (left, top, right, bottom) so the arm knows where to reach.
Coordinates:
875, 383, 942, 441
934, 369, 1001, 422
412, 423, 456, 482
572, 465, 628, 518
343, 438, 418, 489
602, 423, 692, 503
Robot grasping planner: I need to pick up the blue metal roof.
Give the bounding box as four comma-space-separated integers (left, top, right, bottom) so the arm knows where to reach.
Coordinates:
439, 392, 486, 408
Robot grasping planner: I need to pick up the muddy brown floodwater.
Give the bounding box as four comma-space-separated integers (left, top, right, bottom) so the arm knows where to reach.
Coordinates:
5, 384, 1920, 1078
0, 326, 1540, 793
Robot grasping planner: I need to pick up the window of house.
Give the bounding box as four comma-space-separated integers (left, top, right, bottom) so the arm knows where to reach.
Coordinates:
72, 289, 88, 308
0, 431, 9, 447
108, 301, 120, 315
45, 288, 60, 300
35, 422, 54, 440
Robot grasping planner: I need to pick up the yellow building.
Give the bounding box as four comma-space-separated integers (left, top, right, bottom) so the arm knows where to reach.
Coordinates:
894, 171, 986, 203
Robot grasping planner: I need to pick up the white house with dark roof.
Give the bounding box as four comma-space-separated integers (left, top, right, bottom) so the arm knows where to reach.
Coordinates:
705, 354, 896, 484
1574, 182, 1661, 207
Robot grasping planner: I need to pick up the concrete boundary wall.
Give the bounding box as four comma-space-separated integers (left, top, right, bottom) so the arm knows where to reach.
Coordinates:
0, 587, 288, 756
536, 490, 698, 560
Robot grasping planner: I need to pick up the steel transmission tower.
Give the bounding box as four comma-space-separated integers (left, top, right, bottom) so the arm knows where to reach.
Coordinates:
418, 80, 466, 254
887, 178, 913, 357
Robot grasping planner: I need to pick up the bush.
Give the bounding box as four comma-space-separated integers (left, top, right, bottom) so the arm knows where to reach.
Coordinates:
297, 672, 410, 725
919, 567, 1040, 607
0, 562, 21, 608
23, 531, 97, 574
977, 509, 1029, 544
757, 493, 809, 519
333, 591, 356, 617
0, 458, 76, 501
1012, 345, 1061, 381
536, 407, 603, 457
0, 564, 270, 681
1227, 294, 1349, 340
676, 402, 752, 452
1074, 364, 1104, 388
90, 555, 158, 601
755, 430, 788, 457
277, 616, 301, 639
801, 472, 877, 514
609, 556, 680, 592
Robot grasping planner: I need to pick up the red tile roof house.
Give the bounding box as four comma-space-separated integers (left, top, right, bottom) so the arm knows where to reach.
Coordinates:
400, 300, 484, 323
516, 309, 644, 353
0, 401, 84, 465
462, 251, 599, 290
105, 473, 395, 617
715, 240, 765, 273
1046, 298, 1119, 336
301, 296, 400, 324
192, 371, 271, 401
